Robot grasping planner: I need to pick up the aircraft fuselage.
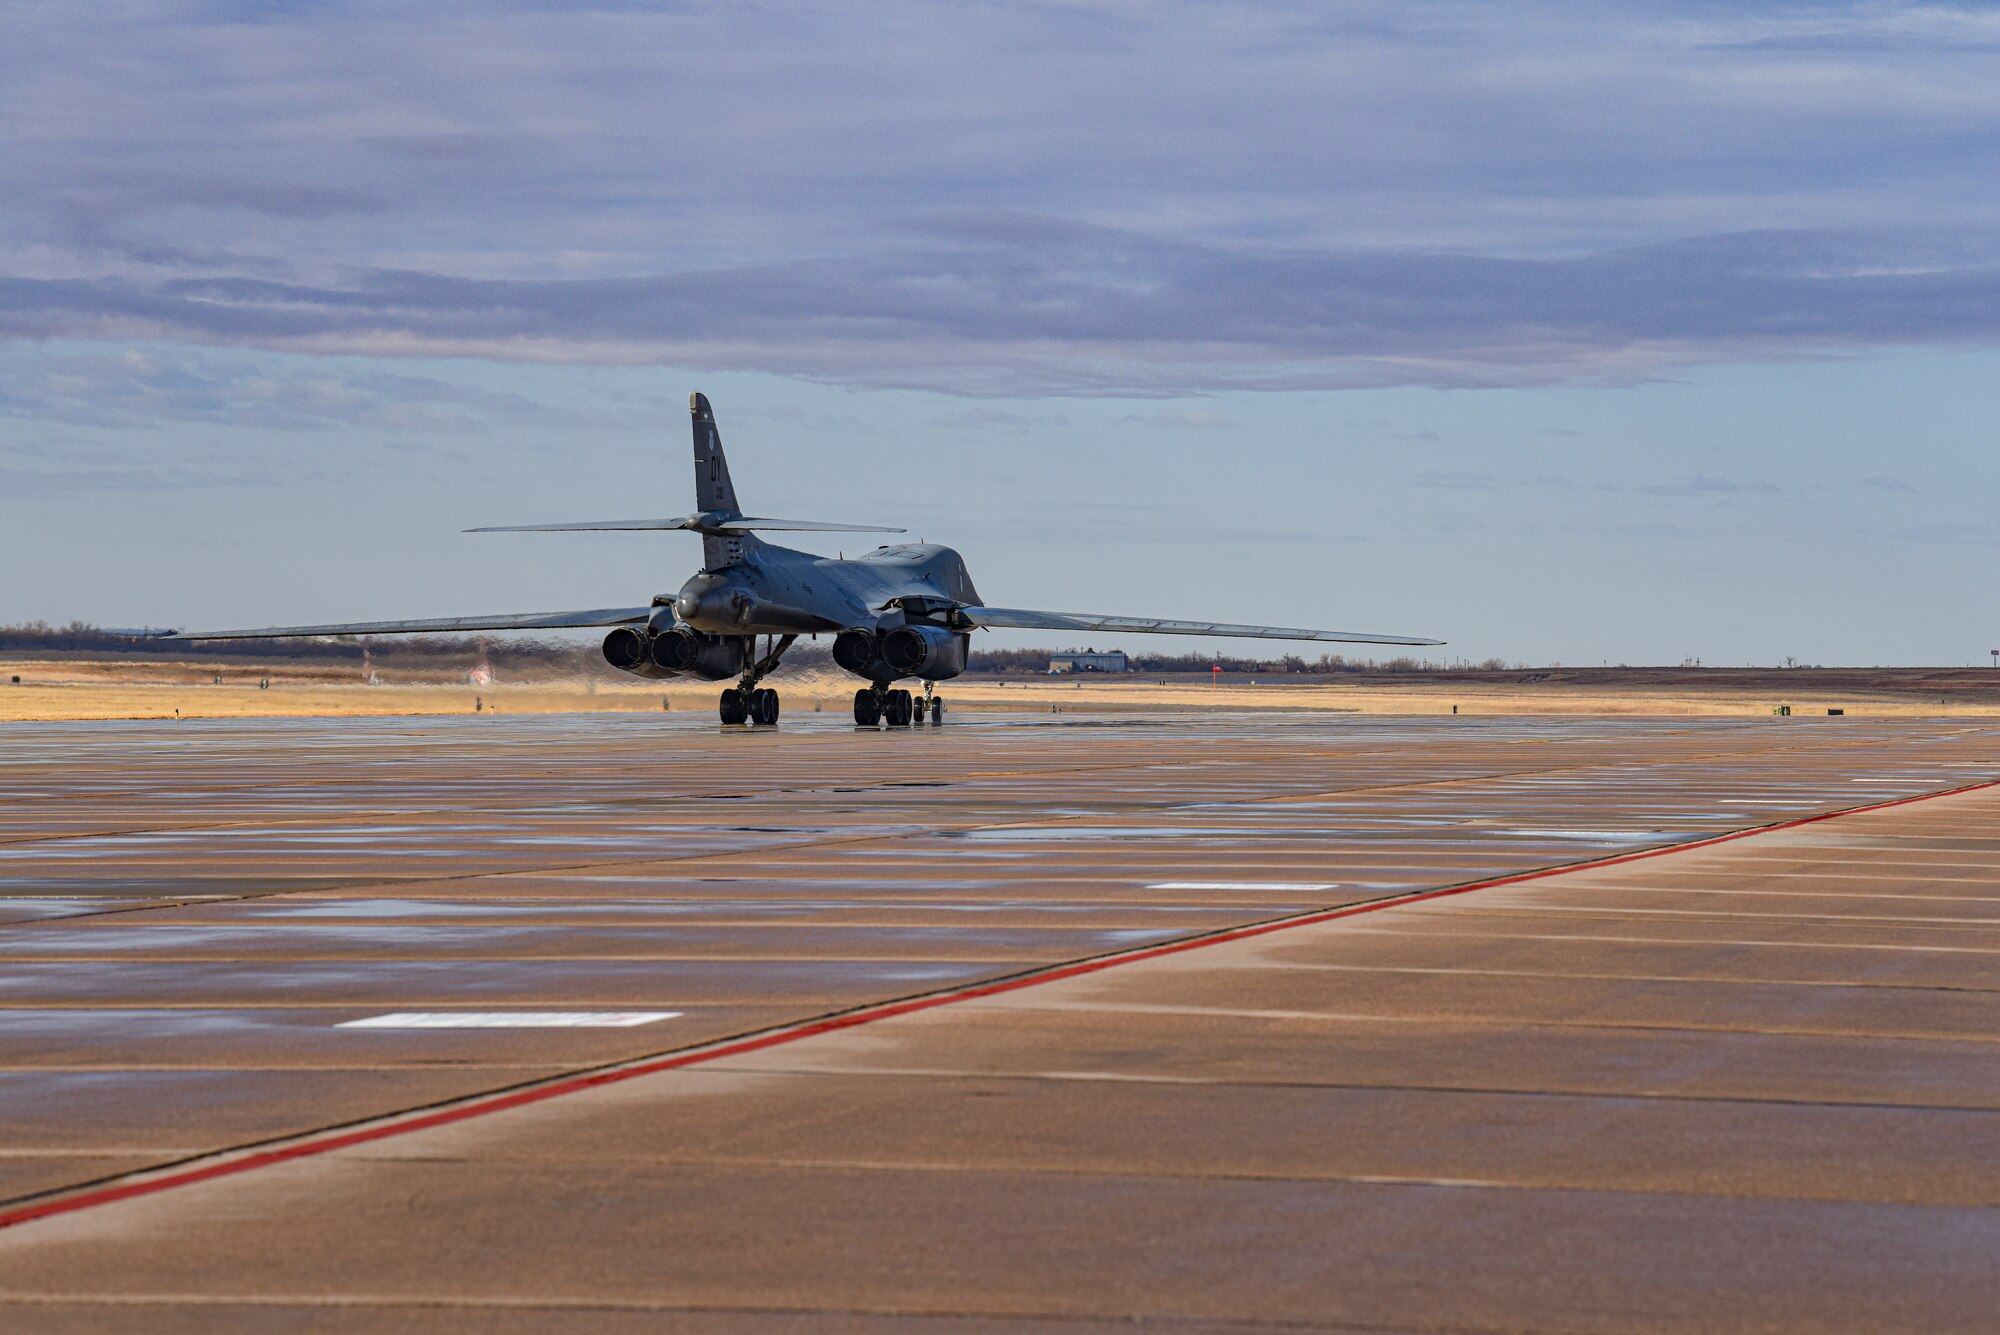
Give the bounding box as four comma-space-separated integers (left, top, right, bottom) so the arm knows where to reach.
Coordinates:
670, 541, 982, 639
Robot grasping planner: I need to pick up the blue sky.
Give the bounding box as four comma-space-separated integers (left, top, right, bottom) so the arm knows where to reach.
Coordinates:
4, 1, 1998, 664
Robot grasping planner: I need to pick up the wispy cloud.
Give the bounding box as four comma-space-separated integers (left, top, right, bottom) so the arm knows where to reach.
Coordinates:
1859, 473, 1920, 493
1582, 520, 1700, 540
747, 404, 870, 434
0, 434, 317, 496
1888, 521, 2000, 544
0, 347, 582, 432
1414, 469, 1501, 490
926, 407, 1071, 433
1417, 470, 1796, 500
1119, 407, 1238, 430
1635, 474, 1782, 498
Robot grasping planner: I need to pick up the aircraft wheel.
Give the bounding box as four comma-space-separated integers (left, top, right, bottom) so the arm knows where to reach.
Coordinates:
752, 688, 780, 726
719, 689, 749, 725
853, 688, 881, 726
910, 696, 927, 724
885, 690, 912, 727
930, 697, 946, 724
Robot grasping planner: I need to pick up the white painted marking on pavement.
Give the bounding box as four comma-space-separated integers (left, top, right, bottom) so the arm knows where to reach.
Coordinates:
1147, 881, 1339, 892
336, 1012, 681, 1029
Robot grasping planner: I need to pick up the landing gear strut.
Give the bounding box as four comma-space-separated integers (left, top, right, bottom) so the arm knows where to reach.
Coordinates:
852, 681, 945, 728
721, 635, 795, 726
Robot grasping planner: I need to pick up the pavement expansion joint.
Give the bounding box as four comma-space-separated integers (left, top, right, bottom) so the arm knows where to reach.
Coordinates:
701, 1061, 2000, 1114
962, 999, 2000, 1044
0, 1293, 1476, 1332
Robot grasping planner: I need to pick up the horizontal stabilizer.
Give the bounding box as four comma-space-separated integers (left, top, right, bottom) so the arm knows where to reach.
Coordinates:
467, 518, 692, 533
467, 515, 902, 535
168, 606, 651, 640
960, 607, 1444, 646
719, 516, 905, 533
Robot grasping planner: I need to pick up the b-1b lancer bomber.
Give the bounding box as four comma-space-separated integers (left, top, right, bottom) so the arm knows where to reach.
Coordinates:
173, 393, 1443, 726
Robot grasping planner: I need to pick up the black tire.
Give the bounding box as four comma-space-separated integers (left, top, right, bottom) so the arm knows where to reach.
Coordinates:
719, 689, 749, 725
910, 696, 927, 724
853, 688, 880, 726
930, 697, 945, 724
752, 688, 779, 726
886, 690, 912, 727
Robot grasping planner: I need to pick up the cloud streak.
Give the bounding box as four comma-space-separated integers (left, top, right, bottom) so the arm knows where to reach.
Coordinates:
8, 226, 2000, 395
0, 346, 591, 432
6, 2, 2000, 394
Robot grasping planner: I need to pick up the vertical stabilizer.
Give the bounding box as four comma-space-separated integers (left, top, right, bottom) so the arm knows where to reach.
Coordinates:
691, 392, 740, 516
691, 392, 753, 570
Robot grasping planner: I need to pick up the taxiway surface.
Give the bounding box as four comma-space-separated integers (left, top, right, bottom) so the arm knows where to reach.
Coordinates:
1, 711, 1996, 1330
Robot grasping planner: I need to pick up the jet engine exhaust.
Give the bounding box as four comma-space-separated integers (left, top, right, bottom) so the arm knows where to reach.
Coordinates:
603, 627, 684, 679
602, 627, 651, 672
651, 626, 753, 681
881, 624, 969, 679
832, 629, 887, 679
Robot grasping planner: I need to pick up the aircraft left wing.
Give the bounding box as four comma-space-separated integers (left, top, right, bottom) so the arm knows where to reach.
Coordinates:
166, 607, 652, 641
959, 607, 1443, 646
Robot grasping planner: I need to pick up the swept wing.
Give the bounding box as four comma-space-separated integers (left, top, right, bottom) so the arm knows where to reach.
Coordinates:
960, 607, 1442, 646
167, 606, 651, 641
467, 516, 902, 534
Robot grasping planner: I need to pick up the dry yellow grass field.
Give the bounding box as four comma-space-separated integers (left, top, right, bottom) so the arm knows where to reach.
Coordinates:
7, 656, 2000, 721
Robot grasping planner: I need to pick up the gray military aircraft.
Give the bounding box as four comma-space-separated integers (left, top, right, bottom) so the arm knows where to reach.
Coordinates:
172, 393, 1442, 726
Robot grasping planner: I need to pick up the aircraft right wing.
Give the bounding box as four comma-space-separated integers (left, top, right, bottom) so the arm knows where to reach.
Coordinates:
167, 606, 652, 640
959, 607, 1443, 646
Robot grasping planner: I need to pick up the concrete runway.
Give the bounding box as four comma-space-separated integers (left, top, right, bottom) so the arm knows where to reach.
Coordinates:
1, 711, 1996, 1330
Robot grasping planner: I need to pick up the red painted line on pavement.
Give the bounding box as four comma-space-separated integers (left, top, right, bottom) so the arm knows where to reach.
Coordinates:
3, 776, 1995, 1233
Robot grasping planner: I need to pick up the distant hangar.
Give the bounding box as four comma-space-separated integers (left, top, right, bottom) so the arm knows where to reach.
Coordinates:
1049, 648, 1129, 673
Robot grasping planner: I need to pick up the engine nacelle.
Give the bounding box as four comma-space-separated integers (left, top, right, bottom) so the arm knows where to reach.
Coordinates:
881, 624, 969, 680
603, 627, 681, 680
651, 626, 752, 681
832, 629, 888, 679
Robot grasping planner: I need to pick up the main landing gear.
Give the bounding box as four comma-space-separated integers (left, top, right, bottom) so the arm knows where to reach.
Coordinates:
853, 683, 946, 728
719, 686, 778, 726
720, 634, 795, 726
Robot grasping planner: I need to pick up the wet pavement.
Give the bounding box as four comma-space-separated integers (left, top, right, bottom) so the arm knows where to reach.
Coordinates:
0, 710, 1996, 1330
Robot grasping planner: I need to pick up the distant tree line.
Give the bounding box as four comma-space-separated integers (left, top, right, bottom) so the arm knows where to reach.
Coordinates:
1115, 650, 1514, 675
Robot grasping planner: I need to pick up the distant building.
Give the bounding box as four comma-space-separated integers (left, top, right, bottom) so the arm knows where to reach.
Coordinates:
1049, 648, 1129, 674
